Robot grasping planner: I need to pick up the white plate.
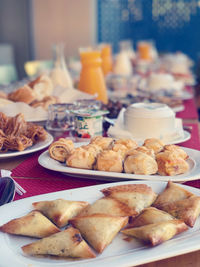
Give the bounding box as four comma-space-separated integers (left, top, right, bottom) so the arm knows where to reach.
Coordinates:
39, 146, 199, 182
0, 133, 53, 159
0, 180, 200, 267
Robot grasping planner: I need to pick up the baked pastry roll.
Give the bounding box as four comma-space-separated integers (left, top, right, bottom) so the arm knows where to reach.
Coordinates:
112, 143, 130, 157
153, 181, 193, 209
0, 211, 60, 238
81, 144, 102, 157
49, 138, 74, 162
8, 85, 36, 104
135, 146, 155, 158
90, 136, 113, 150
29, 75, 53, 101
66, 147, 96, 169
69, 214, 128, 253
101, 184, 157, 213
143, 138, 164, 154
22, 226, 96, 259
128, 207, 174, 228
80, 197, 137, 218
164, 144, 188, 160
121, 220, 188, 246
114, 138, 138, 150
124, 152, 158, 175
158, 196, 200, 227
95, 150, 123, 172
156, 151, 189, 176
32, 199, 89, 227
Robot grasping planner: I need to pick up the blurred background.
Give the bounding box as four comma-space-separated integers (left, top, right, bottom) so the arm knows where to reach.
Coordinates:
1, 0, 200, 79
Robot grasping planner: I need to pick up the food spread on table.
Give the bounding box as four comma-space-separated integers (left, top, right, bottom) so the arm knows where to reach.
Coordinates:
0, 181, 199, 261
48, 136, 189, 176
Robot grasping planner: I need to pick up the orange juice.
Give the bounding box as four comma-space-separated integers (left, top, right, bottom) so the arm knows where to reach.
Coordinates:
101, 44, 113, 75
79, 50, 108, 104
138, 42, 152, 60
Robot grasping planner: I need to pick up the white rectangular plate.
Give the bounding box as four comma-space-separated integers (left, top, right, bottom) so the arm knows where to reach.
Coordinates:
0, 181, 200, 267
38, 146, 199, 182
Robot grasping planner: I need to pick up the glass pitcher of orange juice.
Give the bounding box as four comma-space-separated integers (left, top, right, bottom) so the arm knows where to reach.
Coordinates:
137, 41, 152, 61
79, 49, 108, 104
100, 43, 113, 75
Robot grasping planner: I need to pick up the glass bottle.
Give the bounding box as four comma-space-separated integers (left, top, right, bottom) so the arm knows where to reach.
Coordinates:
78, 49, 108, 104
50, 43, 73, 88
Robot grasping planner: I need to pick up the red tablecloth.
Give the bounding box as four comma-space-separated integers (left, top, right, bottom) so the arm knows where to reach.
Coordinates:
11, 122, 200, 201
176, 99, 199, 120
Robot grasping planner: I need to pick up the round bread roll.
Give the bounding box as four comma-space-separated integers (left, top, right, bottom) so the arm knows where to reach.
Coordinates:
143, 138, 164, 154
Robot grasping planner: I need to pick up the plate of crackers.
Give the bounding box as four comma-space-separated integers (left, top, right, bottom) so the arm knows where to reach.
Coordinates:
0, 180, 200, 267
39, 136, 200, 182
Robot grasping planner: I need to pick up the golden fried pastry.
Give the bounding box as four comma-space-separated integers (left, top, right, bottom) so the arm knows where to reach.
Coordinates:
22, 226, 96, 258
81, 144, 102, 157
111, 143, 129, 157
49, 138, 74, 162
121, 220, 188, 246
29, 74, 53, 101
101, 184, 157, 213
31, 96, 58, 110
156, 151, 189, 176
66, 147, 96, 169
153, 181, 194, 209
114, 138, 138, 150
69, 214, 128, 253
158, 196, 200, 227
32, 199, 89, 227
128, 207, 174, 228
8, 85, 36, 104
80, 197, 137, 218
164, 144, 188, 160
135, 146, 155, 158
95, 150, 123, 173
0, 211, 60, 238
143, 138, 165, 154
124, 152, 158, 175
90, 136, 113, 150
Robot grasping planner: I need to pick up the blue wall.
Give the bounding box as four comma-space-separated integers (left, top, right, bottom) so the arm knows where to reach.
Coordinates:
97, 0, 200, 63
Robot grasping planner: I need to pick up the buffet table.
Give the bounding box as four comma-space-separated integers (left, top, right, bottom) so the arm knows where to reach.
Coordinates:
0, 98, 200, 267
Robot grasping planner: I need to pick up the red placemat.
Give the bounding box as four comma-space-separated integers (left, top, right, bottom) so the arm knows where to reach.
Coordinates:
11, 122, 200, 201
176, 99, 198, 120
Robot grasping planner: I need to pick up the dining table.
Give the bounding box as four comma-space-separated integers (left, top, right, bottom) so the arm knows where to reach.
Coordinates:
0, 95, 200, 267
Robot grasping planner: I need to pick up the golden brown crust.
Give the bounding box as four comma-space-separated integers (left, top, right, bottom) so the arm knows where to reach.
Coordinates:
114, 138, 138, 150
32, 199, 89, 228
124, 152, 158, 175
143, 138, 165, 154
69, 214, 128, 253
164, 144, 188, 160
8, 85, 36, 104
90, 136, 113, 150
101, 184, 157, 212
153, 181, 194, 209
0, 211, 60, 238
49, 138, 74, 162
159, 196, 200, 227
95, 150, 123, 172
156, 151, 189, 176
79, 197, 138, 218
121, 219, 188, 246
22, 226, 96, 258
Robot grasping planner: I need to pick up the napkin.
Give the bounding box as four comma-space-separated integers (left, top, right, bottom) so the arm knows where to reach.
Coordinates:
108, 108, 185, 144
0, 102, 47, 121
52, 86, 96, 103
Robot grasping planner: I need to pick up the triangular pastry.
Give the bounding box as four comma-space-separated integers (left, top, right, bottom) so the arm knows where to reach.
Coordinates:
22, 226, 96, 258
121, 220, 188, 246
153, 181, 194, 209
32, 199, 89, 227
159, 196, 200, 227
80, 197, 138, 218
101, 184, 157, 213
128, 207, 174, 228
69, 214, 128, 253
0, 211, 60, 238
